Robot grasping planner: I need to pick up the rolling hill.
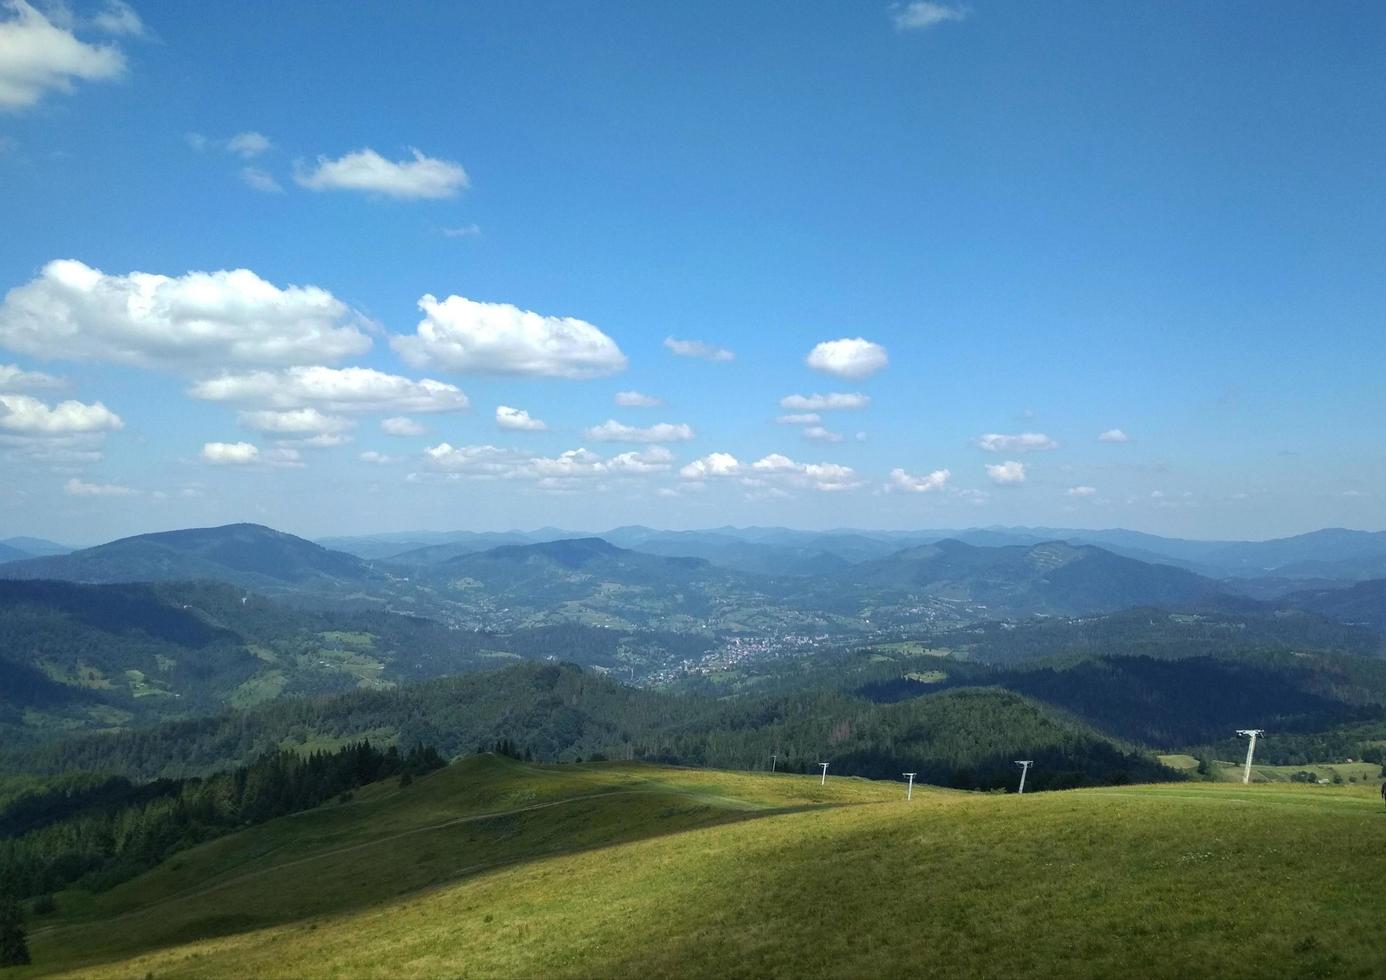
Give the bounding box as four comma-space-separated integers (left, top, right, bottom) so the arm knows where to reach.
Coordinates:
0, 524, 378, 590
840, 538, 1225, 615
12, 757, 1386, 979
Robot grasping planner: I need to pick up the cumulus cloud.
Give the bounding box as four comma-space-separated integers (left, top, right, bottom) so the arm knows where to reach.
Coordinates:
441, 223, 481, 238
975, 432, 1058, 453
64, 476, 135, 496
888, 467, 951, 493
615, 390, 662, 408
777, 413, 821, 425
201, 441, 259, 465
0, 393, 121, 434
0, 0, 128, 110
986, 460, 1027, 485
239, 167, 283, 193
664, 337, 733, 362
226, 131, 271, 158
1098, 428, 1130, 443
294, 147, 468, 200
806, 337, 889, 380
380, 416, 425, 437
421, 442, 672, 484
584, 419, 694, 443
359, 450, 397, 465
892, 1, 968, 31
680, 451, 862, 492
496, 405, 547, 431
393, 294, 627, 378
679, 452, 742, 480
1067, 485, 1097, 498
189, 366, 469, 414
778, 392, 870, 412
0, 260, 372, 371
803, 425, 843, 443
237, 407, 353, 435
0, 363, 62, 390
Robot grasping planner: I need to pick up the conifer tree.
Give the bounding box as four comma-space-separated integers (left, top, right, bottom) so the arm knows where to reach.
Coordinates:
0, 893, 31, 968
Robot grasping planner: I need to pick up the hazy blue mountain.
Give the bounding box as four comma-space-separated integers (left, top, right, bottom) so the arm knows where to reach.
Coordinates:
1287, 578, 1386, 631
840, 539, 1225, 616
1, 536, 73, 558
0, 523, 379, 590
0, 542, 31, 563
1200, 529, 1386, 576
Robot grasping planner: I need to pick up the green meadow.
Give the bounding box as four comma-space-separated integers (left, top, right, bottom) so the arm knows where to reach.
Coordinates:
17, 756, 1386, 979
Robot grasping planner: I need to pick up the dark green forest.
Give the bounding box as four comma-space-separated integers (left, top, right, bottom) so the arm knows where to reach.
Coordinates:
0, 741, 444, 901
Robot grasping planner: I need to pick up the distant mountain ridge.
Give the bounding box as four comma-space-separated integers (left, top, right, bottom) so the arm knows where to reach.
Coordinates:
0, 523, 377, 590
840, 538, 1224, 616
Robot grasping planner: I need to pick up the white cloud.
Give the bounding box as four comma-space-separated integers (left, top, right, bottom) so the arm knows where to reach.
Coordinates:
278, 432, 349, 449
976, 432, 1058, 453
664, 337, 733, 362
496, 405, 547, 431
184, 132, 209, 152
777, 413, 821, 425
91, 1, 144, 37
0, 260, 372, 371
0, 363, 62, 390
681, 451, 862, 492
64, 476, 135, 496
421, 442, 672, 484
679, 452, 742, 479
892, 2, 968, 32
359, 450, 398, 465
803, 425, 843, 443
778, 392, 870, 411
294, 147, 468, 200
441, 223, 481, 238
227, 131, 271, 158
888, 467, 951, 493
189, 366, 469, 414
0, 393, 121, 433
1098, 428, 1130, 443
986, 460, 1027, 485
0, 0, 127, 110
239, 166, 283, 193
615, 390, 662, 408
394, 294, 627, 378
806, 337, 889, 380
1067, 485, 1097, 498
381, 416, 425, 437
584, 419, 694, 443
237, 407, 353, 435
201, 441, 259, 465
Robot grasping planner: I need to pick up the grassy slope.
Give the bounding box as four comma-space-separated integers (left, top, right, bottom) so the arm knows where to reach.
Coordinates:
21, 757, 1386, 979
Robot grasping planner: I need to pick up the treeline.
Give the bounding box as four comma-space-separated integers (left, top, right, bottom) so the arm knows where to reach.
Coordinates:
0, 740, 444, 900
936, 607, 1383, 663
5, 662, 1174, 795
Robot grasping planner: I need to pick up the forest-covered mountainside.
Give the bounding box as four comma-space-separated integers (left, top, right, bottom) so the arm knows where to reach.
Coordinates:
3, 660, 1171, 792
0, 524, 376, 589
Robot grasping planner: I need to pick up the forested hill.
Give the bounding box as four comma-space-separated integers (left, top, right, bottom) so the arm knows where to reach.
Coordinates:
0, 523, 376, 589
840, 539, 1226, 615
4, 661, 1172, 792
0, 579, 715, 744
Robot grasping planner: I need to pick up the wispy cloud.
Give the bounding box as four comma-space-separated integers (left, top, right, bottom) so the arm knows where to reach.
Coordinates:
891, 2, 968, 32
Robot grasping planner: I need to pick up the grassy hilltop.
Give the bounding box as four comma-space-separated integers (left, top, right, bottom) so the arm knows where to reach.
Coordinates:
17, 756, 1386, 979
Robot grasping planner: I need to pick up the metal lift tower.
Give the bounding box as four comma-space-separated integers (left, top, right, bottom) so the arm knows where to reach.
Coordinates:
1015, 760, 1034, 795
1236, 729, 1265, 784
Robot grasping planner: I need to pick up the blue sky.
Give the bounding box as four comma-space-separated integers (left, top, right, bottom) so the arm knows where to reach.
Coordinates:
1, 0, 1384, 543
